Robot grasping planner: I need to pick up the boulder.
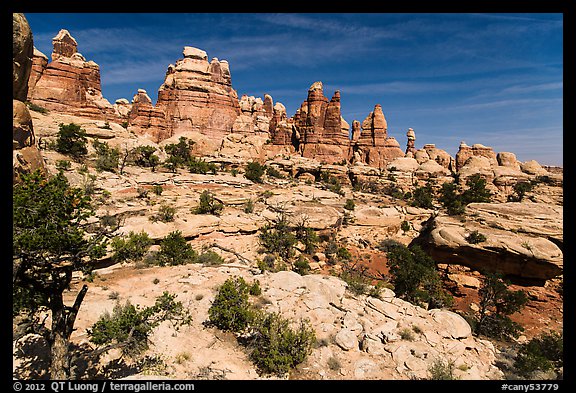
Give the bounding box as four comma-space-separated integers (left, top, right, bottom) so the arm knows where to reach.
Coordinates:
412, 204, 563, 282
13, 13, 33, 101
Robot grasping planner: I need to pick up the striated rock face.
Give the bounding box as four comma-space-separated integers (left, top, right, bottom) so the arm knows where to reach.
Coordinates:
27, 47, 49, 96
27, 29, 116, 120
155, 47, 241, 141
295, 83, 352, 164
127, 89, 169, 142
354, 104, 405, 169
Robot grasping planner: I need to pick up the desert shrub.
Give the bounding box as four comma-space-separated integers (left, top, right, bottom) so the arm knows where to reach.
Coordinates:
56, 123, 88, 159
258, 212, 297, 260
164, 136, 194, 168
26, 101, 49, 114
243, 199, 255, 214
294, 222, 320, 254
55, 160, 72, 171
439, 181, 465, 215
133, 145, 160, 170
157, 231, 197, 266
386, 244, 453, 309
399, 328, 415, 341
466, 230, 487, 244
93, 139, 120, 172
508, 181, 534, 202
293, 256, 311, 275
150, 204, 176, 223
196, 250, 224, 266
188, 156, 217, 175
474, 273, 528, 341
88, 292, 191, 358
320, 172, 344, 196
427, 359, 459, 380
401, 220, 411, 232
461, 174, 492, 204
410, 182, 434, 209
111, 231, 153, 263
208, 276, 257, 332
249, 312, 316, 376
245, 161, 266, 183
193, 190, 224, 216
513, 330, 563, 378
266, 165, 285, 179
152, 184, 163, 196
344, 199, 355, 211
257, 254, 277, 272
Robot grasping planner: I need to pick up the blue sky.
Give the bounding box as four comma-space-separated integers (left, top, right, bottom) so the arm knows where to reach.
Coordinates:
25, 13, 563, 166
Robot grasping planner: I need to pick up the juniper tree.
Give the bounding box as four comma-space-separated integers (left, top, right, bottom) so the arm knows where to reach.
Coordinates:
13, 170, 110, 379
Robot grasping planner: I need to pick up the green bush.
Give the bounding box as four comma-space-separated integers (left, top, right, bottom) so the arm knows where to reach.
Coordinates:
249, 312, 315, 376
245, 161, 266, 183
208, 277, 315, 376
111, 231, 153, 263
93, 139, 120, 172
208, 276, 257, 332
88, 292, 191, 357
508, 181, 534, 202
439, 181, 465, 215
466, 230, 487, 244
427, 359, 459, 380
26, 101, 49, 114
196, 250, 224, 266
193, 191, 224, 216
188, 157, 217, 175
474, 273, 528, 340
344, 199, 355, 211
386, 244, 453, 309
293, 256, 311, 275
133, 145, 160, 170
411, 182, 434, 209
514, 330, 563, 378
461, 174, 492, 204
157, 231, 197, 266
243, 199, 255, 214
56, 123, 88, 159
152, 184, 163, 196
55, 160, 72, 171
150, 204, 176, 223
266, 165, 285, 179
401, 220, 411, 232
258, 212, 297, 260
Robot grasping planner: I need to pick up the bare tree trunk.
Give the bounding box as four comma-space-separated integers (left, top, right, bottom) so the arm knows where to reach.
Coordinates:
48, 285, 88, 379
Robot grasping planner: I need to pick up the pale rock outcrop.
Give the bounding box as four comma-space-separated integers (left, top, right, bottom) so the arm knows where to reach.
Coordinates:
413, 202, 563, 282
520, 160, 549, 176
497, 152, 521, 170
13, 13, 34, 102
13, 13, 45, 182
113, 98, 132, 119
455, 142, 498, 172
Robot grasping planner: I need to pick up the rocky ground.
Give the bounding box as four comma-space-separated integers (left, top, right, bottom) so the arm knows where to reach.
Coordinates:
12, 111, 563, 381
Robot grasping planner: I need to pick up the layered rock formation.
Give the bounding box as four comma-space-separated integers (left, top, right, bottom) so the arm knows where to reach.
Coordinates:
232, 94, 273, 136
455, 141, 498, 171
155, 47, 241, 141
353, 104, 405, 169
413, 202, 563, 283
294, 83, 352, 164
127, 89, 169, 143
27, 29, 116, 120
13, 13, 45, 181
